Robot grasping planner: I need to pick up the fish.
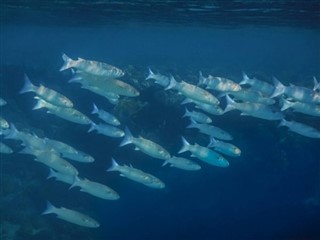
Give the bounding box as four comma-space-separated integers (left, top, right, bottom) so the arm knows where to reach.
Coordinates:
181, 98, 224, 116
208, 137, 241, 157
42, 201, 100, 228
271, 77, 320, 104
33, 98, 92, 125
278, 119, 320, 138
60, 53, 124, 78
228, 88, 275, 105
20, 75, 73, 108
120, 127, 171, 160
178, 137, 229, 167
92, 103, 120, 126
44, 138, 94, 163
313, 76, 320, 91
19, 147, 79, 176
281, 98, 320, 117
0, 142, 13, 154
0, 116, 9, 129
88, 122, 124, 138
199, 71, 241, 92
107, 158, 165, 189
183, 108, 212, 124
47, 168, 75, 185
187, 119, 233, 141
71, 70, 139, 97
240, 72, 275, 96
70, 176, 120, 200
162, 156, 201, 171
224, 95, 284, 121
0, 97, 7, 106
166, 76, 220, 105
80, 84, 120, 105
146, 68, 171, 87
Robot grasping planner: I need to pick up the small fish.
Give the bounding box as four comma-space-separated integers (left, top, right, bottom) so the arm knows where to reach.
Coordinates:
88, 122, 124, 138
0, 98, 7, 106
20, 75, 73, 108
181, 98, 224, 116
47, 168, 74, 185
60, 53, 124, 78
166, 76, 220, 105
107, 158, 165, 189
281, 98, 320, 117
278, 119, 320, 138
0, 142, 13, 154
62, 150, 95, 163
92, 103, 120, 126
33, 98, 92, 125
120, 127, 171, 160
199, 72, 241, 92
80, 84, 120, 105
183, 108, 212, 124
42, 201, 100, 228
162, 156, 201, 171
228, 88, 275, 105
146, 68, 171, 87
187, 119, 233, 141
208, 137, 241, 157
240, 72, 275, 96
0, 116, 9, 129
70, 176, 120, 200
179, 137, 229, 167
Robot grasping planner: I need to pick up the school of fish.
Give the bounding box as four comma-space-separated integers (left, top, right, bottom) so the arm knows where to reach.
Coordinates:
1, 54, 319, 228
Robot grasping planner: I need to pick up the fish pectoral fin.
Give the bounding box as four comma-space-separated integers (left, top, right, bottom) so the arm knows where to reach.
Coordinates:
134, 147, 140, 151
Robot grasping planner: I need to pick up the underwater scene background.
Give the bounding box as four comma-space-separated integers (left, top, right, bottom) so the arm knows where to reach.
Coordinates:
1, 1, 320, 239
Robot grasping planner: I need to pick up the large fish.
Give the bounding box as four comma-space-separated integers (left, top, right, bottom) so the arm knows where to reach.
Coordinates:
240, 72, 275, 96
224, 95, 283, 121
187, 119, 233, 141
120, 127, 171, 160
166, 76, 220, 105
107, 158, 165, 189
42, 201, 100, 228
162, 156, 201, 171
70, 176, 120, 200
33, 98, 92, 125
278, 119, 320, 138
60, 53, 124, 78
281, 98, 320, 117
179, 137, 229, 167
20, 75, 73, 108
199, 72, 241, 93
228, 88, 275, 105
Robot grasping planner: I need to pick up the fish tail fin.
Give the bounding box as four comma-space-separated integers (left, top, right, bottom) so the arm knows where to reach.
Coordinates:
69, 175, 80, 189
107, 158, 119, 172
119, 127, 133, 147
239, 72, 250, 85
278, 118, 287, 128
186, 117, 197, 128
4, 123, 20, 140
271, 77, 285, 98
162, 160, 169, 167
20, 74, 36, 94
280, 98, 294, 111
60, 53, 74, 71
182, 108, 190, 118
33, 98, 47, 110
178, 136, 190, 154
223, 94, 236, 113
47, 168, 57, 180
146, 67, 155, 80
42, 201, 56, 215
88, 123, 97, 133
208, 137, 217, 148
198, 71, 206, 85
165, 75, 177, 90
91, 103, 99, 115
313, 76, 319, 91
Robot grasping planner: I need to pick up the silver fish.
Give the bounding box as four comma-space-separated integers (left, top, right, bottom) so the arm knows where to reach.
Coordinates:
199, 72, 241, 92
92, 103, 120, 126
279, 119, 320, 138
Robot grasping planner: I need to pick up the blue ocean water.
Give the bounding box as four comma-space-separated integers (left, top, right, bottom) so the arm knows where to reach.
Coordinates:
1, 1, 320, 240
